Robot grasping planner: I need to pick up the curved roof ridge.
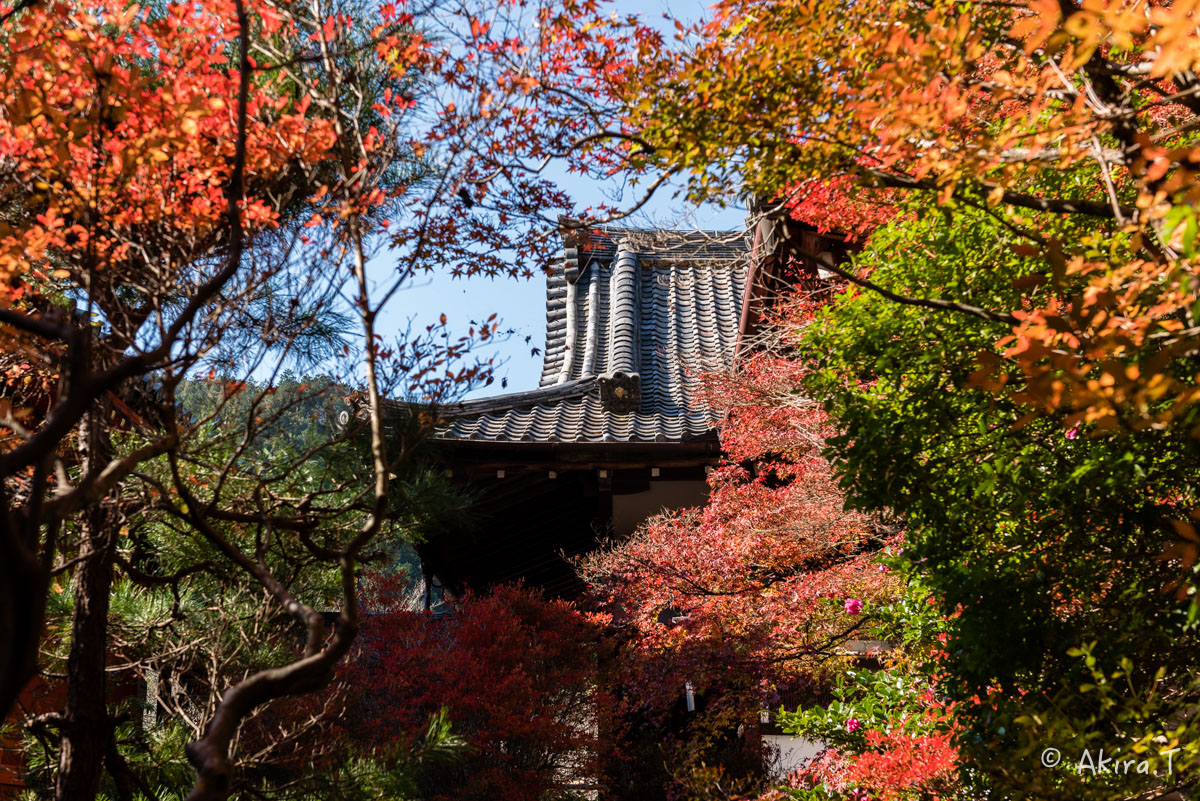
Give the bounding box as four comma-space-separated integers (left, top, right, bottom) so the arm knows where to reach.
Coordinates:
438, 377, 598, 418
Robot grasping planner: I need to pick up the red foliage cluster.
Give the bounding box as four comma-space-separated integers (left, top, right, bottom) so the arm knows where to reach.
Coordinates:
0, 0, 338, 294
843, 727, 958, 800
783, 175, 900, 242
583, 456, 888, 712
341, 585, 607, 801
791, 714, 960, 801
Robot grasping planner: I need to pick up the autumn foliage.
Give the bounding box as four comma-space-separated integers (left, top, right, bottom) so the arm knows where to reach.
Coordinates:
607, 0, 1200, 431
342, 584, 607, 801
574, 3, 1200, 793
0, 0, 337, 304
583, 361, 894, 692
14, 0, 1200, 796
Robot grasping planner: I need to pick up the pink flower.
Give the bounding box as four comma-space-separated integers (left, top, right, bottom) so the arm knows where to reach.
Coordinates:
846, 717, 861, 733
844, 598, 863, 615
1065, 423, 1081, 440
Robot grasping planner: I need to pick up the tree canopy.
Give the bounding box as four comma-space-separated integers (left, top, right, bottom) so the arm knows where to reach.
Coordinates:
11, 0, 1200, 798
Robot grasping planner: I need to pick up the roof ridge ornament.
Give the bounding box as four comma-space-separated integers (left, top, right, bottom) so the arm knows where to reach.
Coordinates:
599, 371, 640, 413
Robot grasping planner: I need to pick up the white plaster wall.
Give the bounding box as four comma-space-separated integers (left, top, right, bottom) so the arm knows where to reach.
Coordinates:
763, 734, 826, 778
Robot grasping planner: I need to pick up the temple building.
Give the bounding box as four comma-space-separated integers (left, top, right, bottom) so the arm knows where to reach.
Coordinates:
411, 221, 849, 600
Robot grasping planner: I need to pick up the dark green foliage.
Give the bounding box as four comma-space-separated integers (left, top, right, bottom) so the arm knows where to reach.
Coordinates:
801, 199, 1200, 798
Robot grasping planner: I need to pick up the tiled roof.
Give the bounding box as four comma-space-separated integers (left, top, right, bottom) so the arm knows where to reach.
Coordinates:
436, 227, 750, 444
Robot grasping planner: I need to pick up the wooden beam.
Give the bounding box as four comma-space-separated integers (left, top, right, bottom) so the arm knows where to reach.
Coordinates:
449, 457, 719, 473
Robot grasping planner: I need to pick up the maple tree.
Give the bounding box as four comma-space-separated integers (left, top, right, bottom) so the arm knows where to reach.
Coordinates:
0, 2, 360, 797
26, 0, 1200, 796
777, 580, 965, 801
0, 0, 333, 719
578, 308, 902, 798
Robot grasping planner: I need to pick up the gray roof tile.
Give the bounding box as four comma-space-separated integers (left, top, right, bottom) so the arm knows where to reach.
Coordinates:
436, 227, 750, 444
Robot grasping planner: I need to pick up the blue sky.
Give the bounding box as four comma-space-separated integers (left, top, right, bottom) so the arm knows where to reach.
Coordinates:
372, 0, 745, 398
